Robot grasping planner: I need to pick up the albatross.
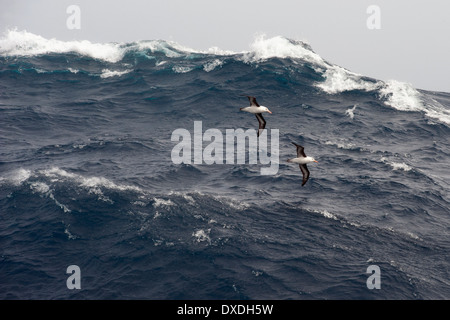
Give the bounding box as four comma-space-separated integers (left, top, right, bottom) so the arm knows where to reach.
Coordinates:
240, 96, 272, 137
287, 142, 318, 186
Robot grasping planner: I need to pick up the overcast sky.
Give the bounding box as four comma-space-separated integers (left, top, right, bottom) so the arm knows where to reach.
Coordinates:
1, 0, 449, 92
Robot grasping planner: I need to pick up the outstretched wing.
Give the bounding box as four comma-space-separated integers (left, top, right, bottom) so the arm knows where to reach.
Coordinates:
299, 164, 310, 186
292, 142, 306, 158
246, 96, 260, 107
255, 113, 266, 137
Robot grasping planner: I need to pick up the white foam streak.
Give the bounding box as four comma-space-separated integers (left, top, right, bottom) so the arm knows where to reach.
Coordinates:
244, 35, 323, 64
135, 40, 190, 58
172, 66, 193, 74
0, 29, 124, 62
203, 59, 223, 72
381, 157, 412, 172
0, 168, 32, 186
324, 140, 360, 151
192, 229, 211, 244
12, 168, 32, 185
42, 167, 142, 193
3, 30, 448, 125
29, 180, 71, 212
379, 80, 423, 112
0, 30, 211, 62
152, 198, 175, 208
320, 73, 450, 126
317, 66, 380, 94
30, 181, 50, 194
346, 105, 358, 119
379, 80, 450, 125
100, 69, 132, 78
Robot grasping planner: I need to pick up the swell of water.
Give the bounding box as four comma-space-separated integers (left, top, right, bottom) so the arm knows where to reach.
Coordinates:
0, 30, 449, 299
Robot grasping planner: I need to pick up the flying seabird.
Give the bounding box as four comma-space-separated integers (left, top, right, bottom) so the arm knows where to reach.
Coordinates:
239, 96, 272, 137
287, 142, 318, 186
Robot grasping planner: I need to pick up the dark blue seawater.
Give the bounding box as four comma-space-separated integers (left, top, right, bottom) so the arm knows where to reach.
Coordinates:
1, 31, 449, 299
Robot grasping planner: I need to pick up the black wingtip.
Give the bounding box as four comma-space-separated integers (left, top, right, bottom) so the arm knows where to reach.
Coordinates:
301, 178, 308, 186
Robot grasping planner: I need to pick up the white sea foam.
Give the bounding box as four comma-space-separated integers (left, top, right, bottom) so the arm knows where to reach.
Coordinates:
167, 191, 196, 204
14, 168, 32, 185
0, 168, 32, 186
192, 229, 211, 244
29, 180, 71, 212
310, 209, 339, 221
99, 69, 132, 78
215, 195, 250, 211
42, 167, 142, 193
203, 59, 223, 72
204, 46, 236, 56
380, 157, 412, 171
49, 193, 71, 213
166, 190, 248, 210
346, 105, 358, 119
390, 162, 413, 171
64, 227, 78, 240
3, 30, 448, 126
34, 68, 47, 74
317, 66, 380, 94
252, 270, 264, 277
379, 80, 450, 125
240, 34, 380, 96
152, 198, 175, 208
172, 66, 193, 74
320, 72, 450, 126
0, 29, 210, 62
325, 140, 359, 151
379, 80, 424, 112
245, 34, 322, 64
36, 167, 143, 206
0, 29, 124, 62
135, 40, 185, 58
30, 181, 50, 194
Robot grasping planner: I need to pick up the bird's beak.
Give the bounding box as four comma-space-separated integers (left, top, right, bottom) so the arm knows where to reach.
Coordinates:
268, 110, 272, 114
314, 160, 318, 163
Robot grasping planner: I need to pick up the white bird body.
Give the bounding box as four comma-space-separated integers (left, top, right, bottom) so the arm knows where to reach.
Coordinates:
287, 142, 318, 186
287, 156, 317, 165
240, 96, 272, 137
240, 105, 272, 114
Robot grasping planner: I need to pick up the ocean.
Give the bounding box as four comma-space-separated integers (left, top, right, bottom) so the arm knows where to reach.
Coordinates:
0, 30, 449, 299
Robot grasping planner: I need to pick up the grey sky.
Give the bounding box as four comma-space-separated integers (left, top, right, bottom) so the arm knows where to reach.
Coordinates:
1, 0, 449, 92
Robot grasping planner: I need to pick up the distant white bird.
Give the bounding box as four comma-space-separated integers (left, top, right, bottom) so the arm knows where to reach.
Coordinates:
287, 142, 318, 186
240, 96, 272, 137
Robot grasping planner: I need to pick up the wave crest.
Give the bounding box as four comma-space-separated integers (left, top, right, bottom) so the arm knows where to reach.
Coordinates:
244, 34, 322, 64
0, 29, 124, 62
0, 29, 233, 63
2, 29, 448, 126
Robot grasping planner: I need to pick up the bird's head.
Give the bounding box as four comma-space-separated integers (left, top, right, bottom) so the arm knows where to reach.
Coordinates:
262, 106, 272, 114
307, 156, 318, 163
